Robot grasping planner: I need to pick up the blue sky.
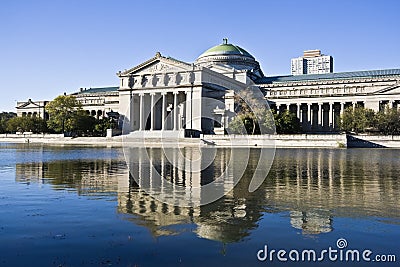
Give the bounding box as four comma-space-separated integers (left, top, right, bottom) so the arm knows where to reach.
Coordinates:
0, 0, 399, 111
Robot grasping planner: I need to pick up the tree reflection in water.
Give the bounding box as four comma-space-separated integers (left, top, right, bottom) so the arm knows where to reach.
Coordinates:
14, 146, 400, 242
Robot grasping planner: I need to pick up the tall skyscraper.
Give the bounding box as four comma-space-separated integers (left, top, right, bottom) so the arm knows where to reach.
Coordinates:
291, 50, 333, 75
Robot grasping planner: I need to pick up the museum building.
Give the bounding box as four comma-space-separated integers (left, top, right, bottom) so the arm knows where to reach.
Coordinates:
16, 40, 400, 134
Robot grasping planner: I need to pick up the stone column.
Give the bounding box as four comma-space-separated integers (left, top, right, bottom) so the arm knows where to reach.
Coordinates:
276, 103, 281, 114
150, 93, 155, 131
297, 103, 301, 122
130, 93, 134, 131
329, 102, 333, 130
352, 101, 356, 111
139, 93, 144, 131
340, 102, 345, 116
318, 103, 323, 127
307, 103, 312, 125
161, 92, 166, 130
173, 92, 178, 131
185, 91, 193, 129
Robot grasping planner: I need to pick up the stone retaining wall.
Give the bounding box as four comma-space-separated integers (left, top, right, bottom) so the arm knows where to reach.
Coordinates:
2, 133, 400, 148
202, 134, 347, 148
347, 135, 400, 148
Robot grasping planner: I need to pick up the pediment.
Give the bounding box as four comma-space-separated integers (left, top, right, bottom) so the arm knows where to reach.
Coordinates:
133, 60, 182, 74
119, 53, 192, 76
17, 102, 41, 109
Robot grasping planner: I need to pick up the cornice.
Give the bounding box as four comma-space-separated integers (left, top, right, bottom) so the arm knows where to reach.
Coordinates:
259, 76, 400, 88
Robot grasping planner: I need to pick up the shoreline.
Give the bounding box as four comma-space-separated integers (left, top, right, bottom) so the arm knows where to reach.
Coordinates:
1, 133, 400, 148
0, 135, 124, 147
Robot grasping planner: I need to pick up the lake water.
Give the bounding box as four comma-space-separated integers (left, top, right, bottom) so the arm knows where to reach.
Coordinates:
0, 143, 399, 266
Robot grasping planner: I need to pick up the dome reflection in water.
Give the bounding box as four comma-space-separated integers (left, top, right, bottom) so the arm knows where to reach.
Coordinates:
6, 145, 399, 266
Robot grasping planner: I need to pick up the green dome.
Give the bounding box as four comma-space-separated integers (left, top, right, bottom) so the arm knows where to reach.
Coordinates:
198, 40, 254, 59
195, 39, 262, 76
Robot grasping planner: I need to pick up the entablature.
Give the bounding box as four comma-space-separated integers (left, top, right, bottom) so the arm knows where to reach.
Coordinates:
263, 78, 400, 99
259, 76, 400, 88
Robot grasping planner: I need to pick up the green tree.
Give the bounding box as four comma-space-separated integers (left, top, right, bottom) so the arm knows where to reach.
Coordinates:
6, 117, 27, 133
94, 118, 112, 136
0, 112, 17, 133
66, 110, 96, 135
228, 88, 275, 134
6, 116, 47, 133
227, 114, 252, 134
376, 108, 400, 135
32, 117, 48, 133
46, 95, 82, 133
274, 110, 302, 134
339, 107, 377, 133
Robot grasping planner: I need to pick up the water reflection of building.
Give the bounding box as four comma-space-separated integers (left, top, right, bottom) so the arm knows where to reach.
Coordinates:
14, 147, 400, 241
265, 149, 400, 220
290, 211, 333, 235
119, 147, 267, 243
119, 186, 265, 243
15, 153, 126, 195
15, 161, 45, 184
118, 181, 194, 237
121, 146, 400, 240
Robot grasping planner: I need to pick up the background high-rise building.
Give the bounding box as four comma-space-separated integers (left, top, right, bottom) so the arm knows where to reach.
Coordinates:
291, 50, 333, 75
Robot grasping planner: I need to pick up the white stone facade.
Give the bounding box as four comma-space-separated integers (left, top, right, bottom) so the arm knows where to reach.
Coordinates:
15, 41, 400, 135
117, 52, 244, 137
118, 43, 400, 135
259, 70, 400, 132
16, 87, 120, 121
71, 87, 119, 119
16, 99, 49, 119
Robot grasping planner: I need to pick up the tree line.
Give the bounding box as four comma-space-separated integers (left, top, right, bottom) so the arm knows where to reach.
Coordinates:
0, 95, 113, 136
339, 106, 400, 135
227, 91, 400, 135
228, 109, 301, 134
3, 93, 399, 136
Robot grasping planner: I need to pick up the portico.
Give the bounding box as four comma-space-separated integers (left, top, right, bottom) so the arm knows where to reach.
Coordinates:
117, 51, 246, 137
128, 91, 187, 131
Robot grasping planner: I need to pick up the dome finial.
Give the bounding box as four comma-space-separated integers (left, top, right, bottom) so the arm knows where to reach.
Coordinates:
222, 38, 228, 45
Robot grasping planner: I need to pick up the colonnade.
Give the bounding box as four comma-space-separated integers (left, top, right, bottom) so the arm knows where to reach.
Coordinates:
130, 90, 191, 132
273, 100, 399, 131
274, 101, 346, 131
